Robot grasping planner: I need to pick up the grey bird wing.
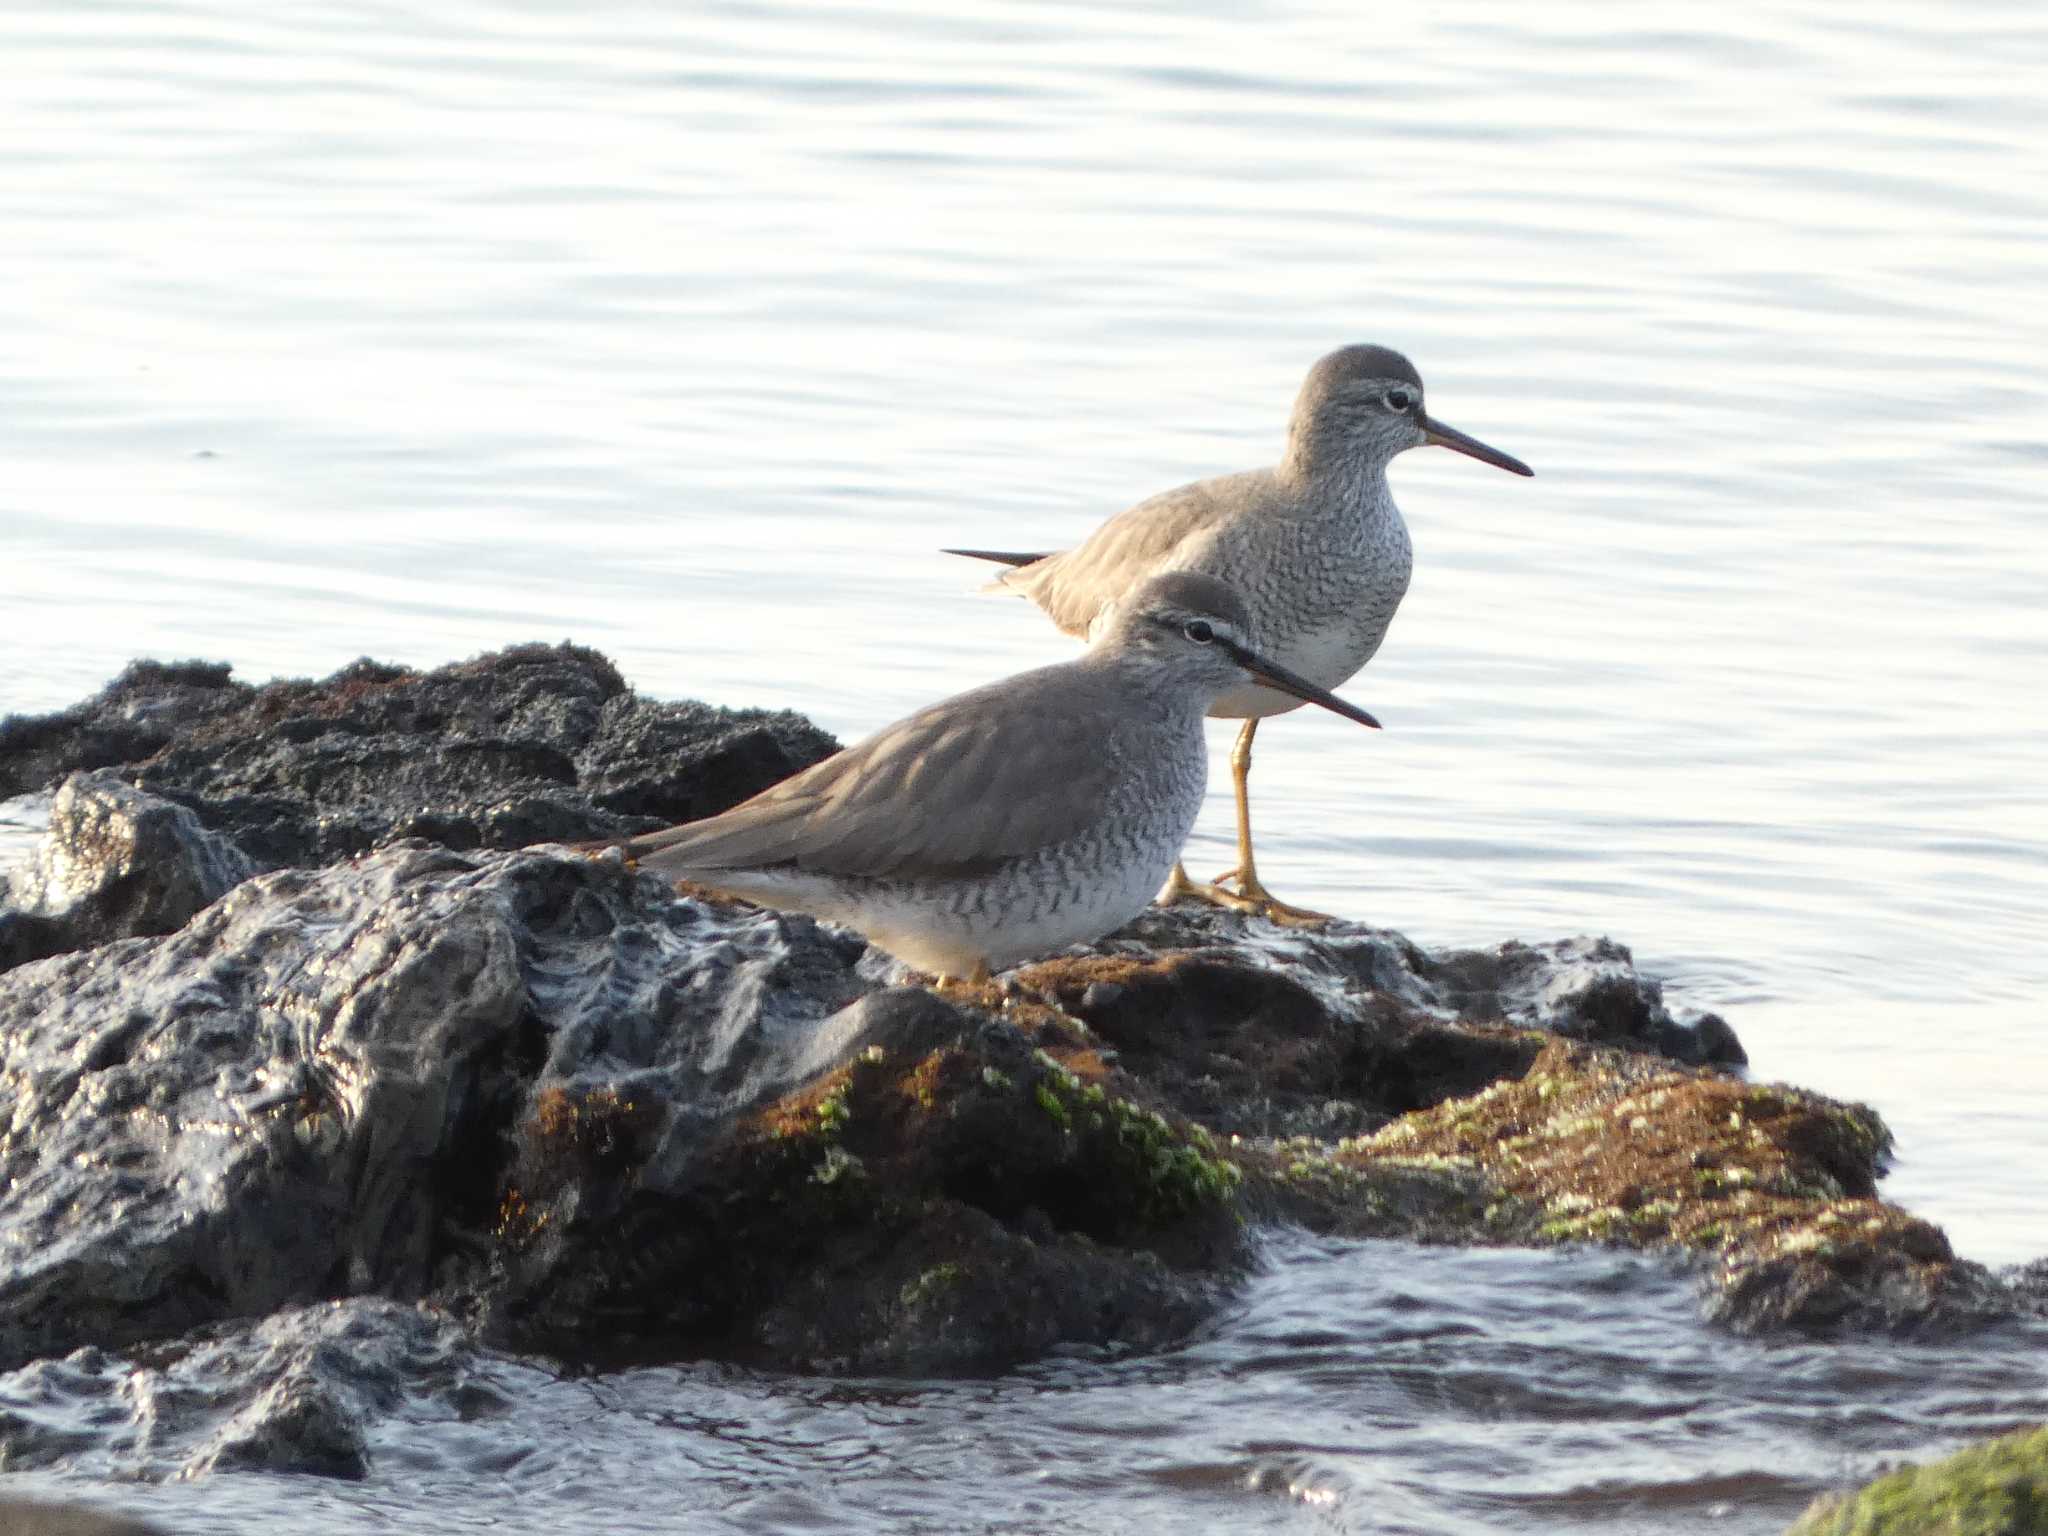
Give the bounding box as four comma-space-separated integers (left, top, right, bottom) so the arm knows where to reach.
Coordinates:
613, 665, 1128, 883
1001, 469, 1276, 637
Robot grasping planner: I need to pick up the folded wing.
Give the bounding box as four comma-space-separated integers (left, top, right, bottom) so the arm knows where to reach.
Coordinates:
998, 470, 1273, 637
614, 667, 1128, 884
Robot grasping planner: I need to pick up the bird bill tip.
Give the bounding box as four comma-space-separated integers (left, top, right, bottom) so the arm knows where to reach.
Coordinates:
1242, 661, 1381, 730
1422, 418, 1534, 477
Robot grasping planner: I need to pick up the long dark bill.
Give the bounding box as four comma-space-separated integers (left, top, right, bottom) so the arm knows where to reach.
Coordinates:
1228, 644, 1382, 729
1421, 415, 1534, 477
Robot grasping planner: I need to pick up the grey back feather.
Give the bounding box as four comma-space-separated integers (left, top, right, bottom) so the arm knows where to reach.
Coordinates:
1001, 469, 1281, 637
620, 660, 1158, 883
982, 347, 1425, 638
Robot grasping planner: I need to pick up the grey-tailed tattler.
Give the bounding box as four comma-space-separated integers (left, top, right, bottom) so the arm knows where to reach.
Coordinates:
948, 344, 1530, 923
575, 573, 1379, 982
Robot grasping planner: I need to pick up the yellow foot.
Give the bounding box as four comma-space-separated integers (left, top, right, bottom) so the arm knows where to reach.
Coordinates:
1209, 869, 1336, 928
929, 958, 994, 991
1157, 862, 1250, 911
1156, 862, 1284, 918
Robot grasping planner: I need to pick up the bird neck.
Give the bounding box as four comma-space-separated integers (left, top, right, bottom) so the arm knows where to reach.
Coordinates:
1086, 651, 1221, 730
1278, 427, 1397, 504
1278, 437, 1399, 526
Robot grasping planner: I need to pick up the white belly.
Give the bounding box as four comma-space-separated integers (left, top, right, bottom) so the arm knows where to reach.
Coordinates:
1208, 616, 1379, 720
702, 843, 1178, 978
906, 855, 1168, 974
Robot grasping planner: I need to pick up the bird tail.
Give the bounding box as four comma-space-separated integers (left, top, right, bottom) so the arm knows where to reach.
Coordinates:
941, 547, 1048, 569
557, 824, 693, 867
943, 547, 1054, 596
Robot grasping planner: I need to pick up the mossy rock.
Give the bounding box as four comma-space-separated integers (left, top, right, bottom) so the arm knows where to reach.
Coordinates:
1326, 1035, 1984, 1331
1787, 1423, 2048, 1534
486, 996, 1245, 1369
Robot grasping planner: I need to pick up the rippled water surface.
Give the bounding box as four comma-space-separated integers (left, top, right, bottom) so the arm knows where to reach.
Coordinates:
12, 1238, 2048, 1536
3, 0, 2046, 1529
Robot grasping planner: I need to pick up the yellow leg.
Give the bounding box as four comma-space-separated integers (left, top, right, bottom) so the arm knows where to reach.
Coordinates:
1160, 723, 1258, 913
1155, 721, 1332, 924
1155, 860, 1203, 905
1208, 720, 1334, 926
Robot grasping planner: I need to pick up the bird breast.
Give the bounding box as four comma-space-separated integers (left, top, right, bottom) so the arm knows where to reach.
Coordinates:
1204, 499, 1412, 718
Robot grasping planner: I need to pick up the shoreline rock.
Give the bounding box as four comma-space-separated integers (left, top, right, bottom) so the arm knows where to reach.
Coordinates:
1, 645, 2043, 1492
1788, 1421, 2048, 1535
0, 644, 836, 923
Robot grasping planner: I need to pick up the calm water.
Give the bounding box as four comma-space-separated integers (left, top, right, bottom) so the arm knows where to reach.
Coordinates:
3, 0, 2045, 1529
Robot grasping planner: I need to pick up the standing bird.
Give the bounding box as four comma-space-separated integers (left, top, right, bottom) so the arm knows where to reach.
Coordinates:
947, 343, 1531, 923
580, 573, 1380, 983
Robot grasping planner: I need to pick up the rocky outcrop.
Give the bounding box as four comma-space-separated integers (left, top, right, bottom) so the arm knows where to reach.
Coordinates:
1, 646, 2040, 1496
995, 935, 2033, 1335
1299, 1035, 2033, 1334
0, 1298, 467, 1483
0, 814, 2015, 1375
0, 837, 1247, 1374
0, 644, 837, 967
0, 772, 253, 969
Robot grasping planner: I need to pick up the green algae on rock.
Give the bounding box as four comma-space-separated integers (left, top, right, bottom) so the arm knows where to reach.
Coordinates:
1787, 1422, 2048, 1535
1004, 944, 2023, 1335
1328, 1035, 1997, 1333
489, 986, 1244, 1371
991, 946, 2030, 1337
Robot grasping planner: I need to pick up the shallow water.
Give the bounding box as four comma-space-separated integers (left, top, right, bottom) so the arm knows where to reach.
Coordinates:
3, 0, 2046, 1528
11, 1238, 2048, 1536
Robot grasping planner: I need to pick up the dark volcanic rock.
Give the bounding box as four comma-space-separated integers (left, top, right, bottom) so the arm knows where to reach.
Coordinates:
0, 724, 2006, 1375
492, 983, 1237, 1370
0, 639, 2030, 1507
0, 843, 551, 1367
0, 840, 1239, 1375
0, 1299, 465, 1484
0, 772, 254, 965
1310, 1034, 2030, 1335
1011, 949, 1544, 1141
0, 643, 837, 920
0, 660, 245, 799
0, 909, 68, 974
1077, 908, 1745, 1073
0, 841, 845, 1368
999, 936, 2015, 1334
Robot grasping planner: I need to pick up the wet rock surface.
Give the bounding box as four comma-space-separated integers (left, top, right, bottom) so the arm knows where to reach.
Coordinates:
0, 773, 253, 969
0, 650, 2039, 1501
0, 1301, 464, 1485
1315, 1036, 2041, 1334
0, 837, 1243, 1376
0, 645, 837, 965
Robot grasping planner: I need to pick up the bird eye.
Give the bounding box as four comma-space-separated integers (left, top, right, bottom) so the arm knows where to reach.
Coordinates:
1183, 619, 1215, 644
1384, 388, 1414, 411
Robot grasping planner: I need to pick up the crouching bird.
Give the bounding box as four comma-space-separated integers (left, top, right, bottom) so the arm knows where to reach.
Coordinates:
575, 572, 1381, 982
